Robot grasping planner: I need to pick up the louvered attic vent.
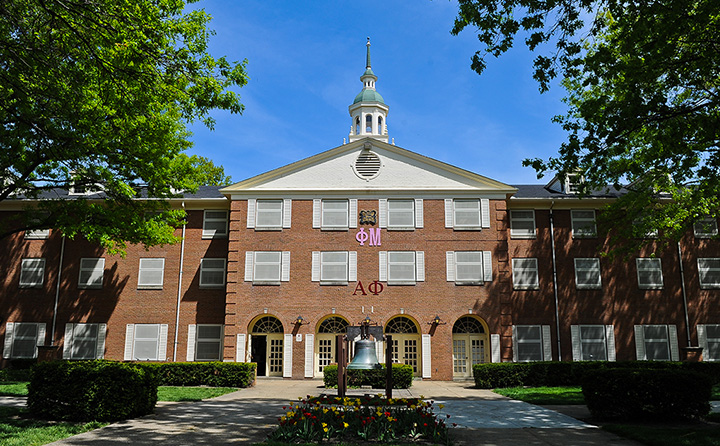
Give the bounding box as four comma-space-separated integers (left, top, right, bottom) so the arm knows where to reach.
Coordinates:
354, 151, 381, 179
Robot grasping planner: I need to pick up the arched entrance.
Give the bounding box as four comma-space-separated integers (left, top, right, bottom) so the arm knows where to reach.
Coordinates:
385, 316, 421, 377
315, 316, 349, 375
452, 316, 489, 379
250, 316, 284, 377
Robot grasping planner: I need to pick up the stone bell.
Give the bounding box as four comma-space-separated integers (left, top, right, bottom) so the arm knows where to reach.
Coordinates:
347, 338, 382, 370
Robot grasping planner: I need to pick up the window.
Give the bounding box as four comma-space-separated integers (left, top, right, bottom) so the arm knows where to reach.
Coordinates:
512, 258, 539, 290
63, 323, 105, 360
445, 198, 490, 230
78, 258, 105, 289
138, 258, 165, 289
513, 325, 551, 362
510, 210, 536, 238
380, 251, 424, 285
2, 322, 44, 359
694, 217, 718, 238
571, 325, 615, 361
128, 324, 166, 361
446, 251, 492, 284
244, 251, 290, 284
571, 210, 597, 238
247, 199, 291, 229
698, 258, 720, 289
20, 258, 45, 288
200, 258, 226, 288
25, 228, 50, 239
313, 199, 357, 230
387, 199, 414, 228
698, 325, 720, 361
636, 258, 663, 289
202, 210, 228, 238
311, 251, 357, 285
192, 325, 223, 361
634, 325, 678, 361
574, 258, 601, 289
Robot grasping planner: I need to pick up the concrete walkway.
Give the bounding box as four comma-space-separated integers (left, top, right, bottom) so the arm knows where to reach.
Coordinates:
4, 380, 646, 445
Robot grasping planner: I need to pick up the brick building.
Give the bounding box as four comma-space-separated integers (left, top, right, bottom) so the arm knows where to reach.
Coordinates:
2, 43, 719, 380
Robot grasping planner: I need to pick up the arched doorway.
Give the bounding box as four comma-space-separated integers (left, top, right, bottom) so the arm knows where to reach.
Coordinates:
452, 316, 488, 379
250, 316, 284, 377
315, 316, 349, 375
385, 316, 421, 377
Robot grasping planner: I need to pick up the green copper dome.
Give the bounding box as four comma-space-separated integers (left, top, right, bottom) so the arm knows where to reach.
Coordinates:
353, 89, 385, 104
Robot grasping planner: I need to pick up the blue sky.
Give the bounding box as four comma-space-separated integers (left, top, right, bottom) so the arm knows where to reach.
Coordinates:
186, 0, 569, 185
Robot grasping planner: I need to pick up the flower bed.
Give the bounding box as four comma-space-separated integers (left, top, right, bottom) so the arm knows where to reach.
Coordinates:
268, 395, 452, 443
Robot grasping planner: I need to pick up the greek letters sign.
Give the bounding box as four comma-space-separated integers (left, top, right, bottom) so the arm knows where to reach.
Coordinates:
353, 281, 384, 296
356, 227, 381, 246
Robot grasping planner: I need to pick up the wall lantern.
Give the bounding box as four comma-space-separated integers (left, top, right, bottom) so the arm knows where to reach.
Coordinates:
293, 316, 310, 326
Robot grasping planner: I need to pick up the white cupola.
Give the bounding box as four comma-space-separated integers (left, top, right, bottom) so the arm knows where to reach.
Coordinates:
348, 38, 389, 143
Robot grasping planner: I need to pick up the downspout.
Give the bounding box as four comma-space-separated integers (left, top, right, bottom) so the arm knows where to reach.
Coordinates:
549, 201, 562, 360
51, 235, 66, 345
172, 202, 187, 362
677, 241, 692, 345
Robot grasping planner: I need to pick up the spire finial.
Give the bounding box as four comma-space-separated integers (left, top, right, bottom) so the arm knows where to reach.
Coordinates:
366, 37, 371, 69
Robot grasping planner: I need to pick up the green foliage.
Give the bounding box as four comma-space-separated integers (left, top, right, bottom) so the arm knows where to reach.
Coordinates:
136, 361, 256, 387
323, 364, 414, 389
27, 360, 157, 421
156, 386, 237, 402
0, 368, 32, 382
604, 423, 720, 446
0, 0, 247, 253
0, 381, 28, 396
0, 406, 105, 446
582, 369, 712, 420
169, 153, 233, 188
493, 386, 585, 405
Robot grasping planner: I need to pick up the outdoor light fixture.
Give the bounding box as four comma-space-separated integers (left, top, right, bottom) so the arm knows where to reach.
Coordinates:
293, 315, 309, 326
429, 315, 446, 326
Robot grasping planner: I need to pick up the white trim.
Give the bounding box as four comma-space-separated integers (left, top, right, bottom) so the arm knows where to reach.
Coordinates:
283, 198, 292, 228
305, 334, 314, 378
416, 251, 425, 282
124, 324, 134, 361
349, 251, 357, 282
311, 252, 321, 282
281, 251, 291, 282
246, 198, 256, 228
444, 199, 453, 228
237, 333, 246, 362
378, 198, 388, 228
491, 334, 501, 363
379, 251, 388, 282
446, 252, 455, 282
187, 324, 196, 361
542, 325, 552, 361
481, 198, 490, 228
312, 199, 321, 228
159, 324, 169, 361
283, 334, 293, 378
606, 325, 616, 361
415, 199, 424, 228
483, 251, 493, 282
244, 252, 254, 282
349, 199, 357, 228
421, 334, 431, 379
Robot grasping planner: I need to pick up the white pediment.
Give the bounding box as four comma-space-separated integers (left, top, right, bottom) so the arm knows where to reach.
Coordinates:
222, 139, 516, 198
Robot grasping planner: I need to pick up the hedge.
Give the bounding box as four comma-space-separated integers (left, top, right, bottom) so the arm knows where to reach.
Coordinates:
473, 361, 720, 388
135, 362, 256, 387
0, 368, 31, 382
323, 364, 414, 389
582, 369, 712, 420
27, 360, 157, 421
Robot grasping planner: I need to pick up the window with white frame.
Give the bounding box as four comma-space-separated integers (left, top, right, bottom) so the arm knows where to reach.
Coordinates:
194, 325, 223, 361
510, 210, 536, 238
63, 323, 105, 360
698, 324, 720, 361
244, 251, 290, 284
694, 217, 719, 238
698, 258, 720, 289
635, 325, 678, 361
446, 251, 492, 284
20, 258, 45, 288
636, 258, 663, 289
137, 258, 165, 289
132, 324, 162, 361
313, 251, 356, 285
571, 210, 597, 238
2, 322, 44, 359
250, 199, 290, 229
379, 251, 424, 285
200, 258, 226, 288
453, 199, 481, 228
25, 228, 50, 239
202, 210, 228, 238
78, 258, 105, 289
513, 325, 551, 362
512, 258, 539, 290
387, 199, 414, 229
322, 199, 349, 229
571, 325, 612, 361
574, 258, 601, 289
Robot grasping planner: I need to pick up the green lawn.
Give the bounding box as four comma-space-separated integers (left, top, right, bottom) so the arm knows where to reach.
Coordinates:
0, 383, 27, 397
156, 386, 238, 402
603, 423, 720, 446
0, 406, 104, 446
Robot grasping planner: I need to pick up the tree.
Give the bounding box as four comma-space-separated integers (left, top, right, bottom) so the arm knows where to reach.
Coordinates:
0, 0, 247, 253
170, 153, 233, 188
452, 0, 720, 253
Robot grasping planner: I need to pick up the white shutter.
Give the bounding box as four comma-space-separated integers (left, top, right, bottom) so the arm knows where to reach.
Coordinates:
375, 340, 385, 364
634, 325, 645, 360
186, 325, 197, 361
422, 334, 431, 379
481, 199, 491, 228
491, 334, 501, 363
281, 251, 291, 282
247, 199, 256, 228
415, 199, 424, 228
159, 324, 169, 361
379, 199, 388, 228
446, 252, 456, 282
124, 324, 134, 360
349, 251, 357, 282
379, 251, 388, 282
283, 199, 292, 228
416, 251, 425, 282
698, 324, 707, 353
96, 324, 107, 359
312, 199, 321, 228
311, 252, 320, 281
3, 323, 14, 359
283, 333, 293, 378
236, 334, 246, 362
605, 325, 616, 361
244, 252, 254, 282
669, 325, 679, 361
63, 324, 74, 359
444, 199, 454, 228
349, 199, 357, 228
245, 334, 252, 362
570, 325, 581, 361
304, 334, 314, 378
37, 323, 46, 347
511, 326, 518, 362
542, 325, 552, 361
483, 251, 493, 282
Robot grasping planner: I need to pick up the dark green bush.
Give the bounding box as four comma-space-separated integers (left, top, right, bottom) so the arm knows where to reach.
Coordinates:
27, 360, 157, 421
582, 369, 711, 420
0, 368, 31, 381
136, 362, 256, 387
323, 364, 413, 389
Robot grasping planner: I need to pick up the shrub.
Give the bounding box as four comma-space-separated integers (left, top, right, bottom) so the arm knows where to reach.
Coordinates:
323, 364, 413, 389
135, 362, 256, 387
0, 368, 31, 382
27, 360, 157, 422
582, 368, 711, 420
